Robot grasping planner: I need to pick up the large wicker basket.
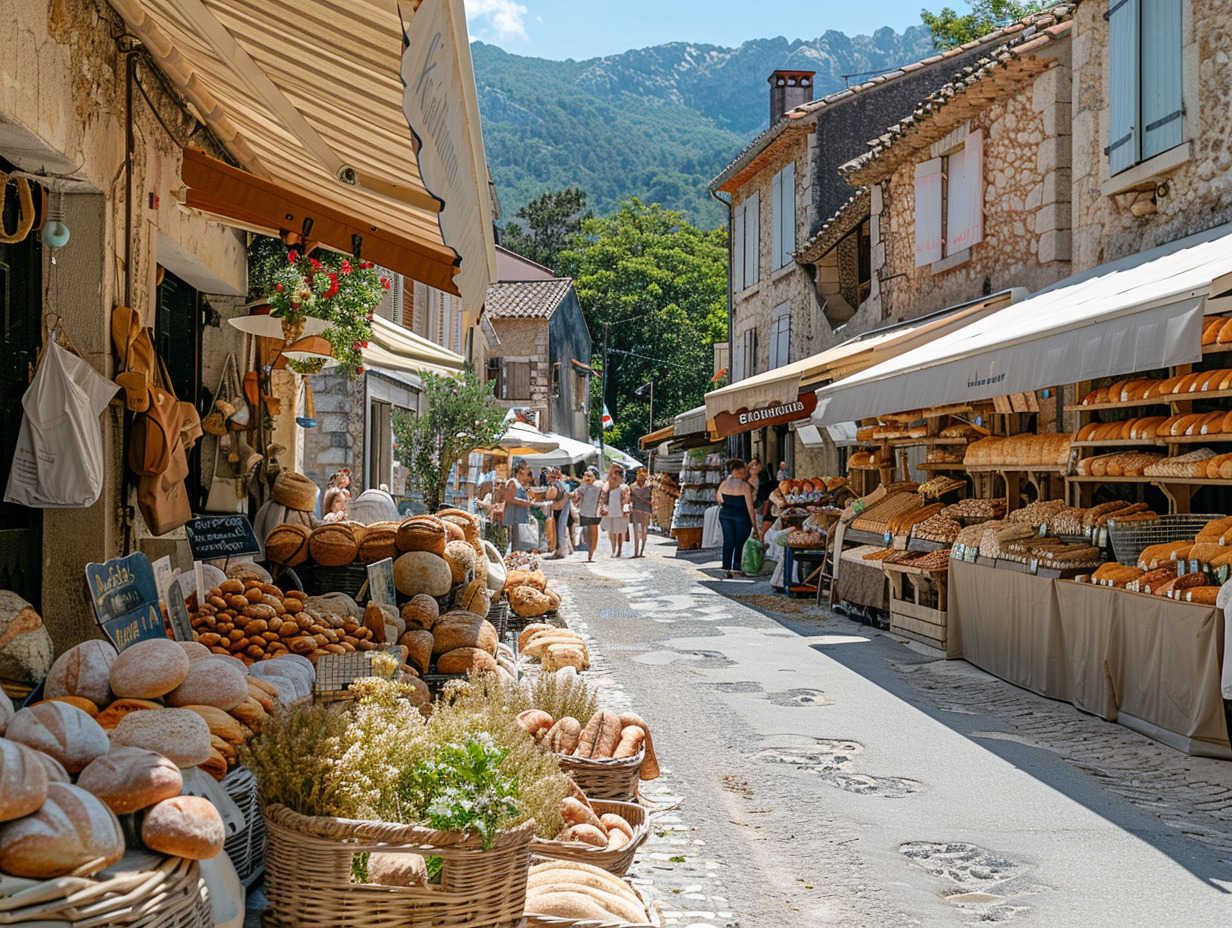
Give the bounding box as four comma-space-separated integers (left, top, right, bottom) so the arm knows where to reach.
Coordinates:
556, 750, 643, 802
261, 804, 535, 928
0, 856, 209, 928
523, 878, 659, 928
222, 765, 265, 887
530, 800, 648, 876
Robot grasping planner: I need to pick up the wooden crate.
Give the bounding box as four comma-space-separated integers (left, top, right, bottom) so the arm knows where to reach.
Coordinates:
890, 599, 948, 650
883, 562, 948, 650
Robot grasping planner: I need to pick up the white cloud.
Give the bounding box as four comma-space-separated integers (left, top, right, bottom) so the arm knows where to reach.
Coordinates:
466, 0, 529, 41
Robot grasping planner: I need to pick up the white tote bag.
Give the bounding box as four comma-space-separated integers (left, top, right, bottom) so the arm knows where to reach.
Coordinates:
5, 338, 118, 508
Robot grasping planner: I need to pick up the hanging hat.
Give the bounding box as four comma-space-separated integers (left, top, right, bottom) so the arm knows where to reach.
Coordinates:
271, 472, 319, 511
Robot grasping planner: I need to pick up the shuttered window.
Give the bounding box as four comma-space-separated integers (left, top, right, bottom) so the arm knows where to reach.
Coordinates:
743, 191, 760, 287
946, 130, 984, 253
744, 328, 759, 377
768, 304, 791, 369
914, 159, 944, 267
771, 163, 795, 268
732, 201, 746, 293
502, 361, 531, 401
1108, 0, 1183, 175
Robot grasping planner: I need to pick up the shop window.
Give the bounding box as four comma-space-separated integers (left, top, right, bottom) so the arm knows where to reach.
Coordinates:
369, 399, 393, 490
502, 360, 532, 400
732, 191, 760, 291
1108, 0, 1183, 174
770, 162, 796, 269
914, 129, 983, 268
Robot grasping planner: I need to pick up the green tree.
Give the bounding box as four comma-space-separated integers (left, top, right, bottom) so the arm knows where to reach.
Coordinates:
500, 188, 591, 270
920, 1, 1043, 49
392, 370, 506, 511
556, 198, 728, 453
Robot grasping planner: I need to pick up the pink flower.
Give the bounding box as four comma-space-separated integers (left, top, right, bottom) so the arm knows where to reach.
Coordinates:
380, 277, 391, 290
287, 250, 299, 263
340, 260, 352, 274
309, 258, 323, 271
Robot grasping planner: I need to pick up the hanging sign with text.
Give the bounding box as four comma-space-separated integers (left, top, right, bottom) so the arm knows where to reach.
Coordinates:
184, 516, 261, 562
711, 392, 819, 439
85, 552, 167, 651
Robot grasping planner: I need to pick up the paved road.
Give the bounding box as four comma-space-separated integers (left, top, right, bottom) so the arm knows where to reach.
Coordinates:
548, 533, 1232, 927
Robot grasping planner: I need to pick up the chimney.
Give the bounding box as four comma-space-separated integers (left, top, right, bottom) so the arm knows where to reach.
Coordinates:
768, 70, 815, 125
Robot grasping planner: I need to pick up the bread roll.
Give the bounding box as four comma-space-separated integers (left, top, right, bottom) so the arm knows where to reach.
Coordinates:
0, 783, 123, 878
517, 709, 555, 742
110, 708, 212, 769
140, 795, 225, 860
600, 813, 634, 842
6, 702, 110, 774
76, 746, 182, 813
166, 658, 249, 710
0, 739, 48, 822
557, 824, 608, 847
619, 711, 659, 780
95, 698, 162, 729
431, 611, 498, 657
45, 640, 117, 706
367, 851, 429, 887
109, 638, 190, 699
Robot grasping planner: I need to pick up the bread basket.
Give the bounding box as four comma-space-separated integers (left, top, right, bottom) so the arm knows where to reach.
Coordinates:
555, 749, 643, 802
530, 799, 648, 876
272, 472, 319, 512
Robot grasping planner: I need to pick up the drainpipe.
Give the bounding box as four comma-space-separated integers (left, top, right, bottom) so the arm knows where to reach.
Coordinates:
709, 187, 734, 457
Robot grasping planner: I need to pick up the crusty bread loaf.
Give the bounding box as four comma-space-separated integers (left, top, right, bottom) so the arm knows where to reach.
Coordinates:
0, 739, 48, 822
182, 705, 246, 744
393, 551, 452, 597
76, 746, 182, 813
434, 647, 498, 674
229, 698, 267, 733
400, 594, 439, 632
109, 638, 190, 699
34, 696, 99, 717
398, 629, 433, 674
140, 795, 225, 860
396, 515, 447, 556
557, 824, 608, 847
45, 640, 117, 706
308, 523, 359, 567
1218, 317, 1232, 344
356, 524, 399, 564
575, 711, 622, 760
110, 708, 212, 769
431, 611, 498, 657
1202, 318, 1223, 345
177, 641, 212, 663
442, 541, 476, 584
0, 783, 124, 878
165, 659, 248, 711
94, 698, 162, 730
6, 702, 110, 774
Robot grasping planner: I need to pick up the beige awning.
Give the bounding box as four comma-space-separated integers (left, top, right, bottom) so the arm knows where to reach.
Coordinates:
362, 315, 464, 379
110, 0, 495, 309
705, 289, 1021, 428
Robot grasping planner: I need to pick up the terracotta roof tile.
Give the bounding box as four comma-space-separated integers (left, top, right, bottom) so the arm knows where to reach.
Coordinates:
484, 278, 574, 320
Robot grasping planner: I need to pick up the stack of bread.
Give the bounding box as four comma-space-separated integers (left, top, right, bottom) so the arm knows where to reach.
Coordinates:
504, 569, 562, 619
850, 489, 925, 534
1143, 448, 1219, 478
515, 623, 589, 674
1075, 452, 1165, 476
910, 511, 963, 543
1005, 500, 1071, 527
524, 859, 653, 924
541, 781, 639, 851
963, 434, 1071, 468
396, 596, 519, 680
1086, 563, 1145, 588
515, 706, 658, 779
943, 498, 1007, 524
926, 449, 963, 464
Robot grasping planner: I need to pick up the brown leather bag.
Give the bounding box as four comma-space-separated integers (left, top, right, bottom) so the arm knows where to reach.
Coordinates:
137, 438, 191, 536
128, 339, 183, 477
111, 306, 156, 413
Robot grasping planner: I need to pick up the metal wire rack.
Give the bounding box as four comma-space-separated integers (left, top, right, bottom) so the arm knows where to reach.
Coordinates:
1107, 513, 1222, 565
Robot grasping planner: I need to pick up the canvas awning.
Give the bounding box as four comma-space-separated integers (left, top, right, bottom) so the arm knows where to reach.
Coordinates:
813, 223, 1232, 426
705, 289, 1021, 435
673, 405, 708, 437
361, 315, 465, 379
518, 433, 600, 467
638, 424, 675, 451
112, 0, 495, 310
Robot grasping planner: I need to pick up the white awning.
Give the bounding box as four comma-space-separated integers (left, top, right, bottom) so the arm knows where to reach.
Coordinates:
673, 405, 708, 437
518, 433, 600, 467
361, 315, 465, 379
813, 223, 1232, 426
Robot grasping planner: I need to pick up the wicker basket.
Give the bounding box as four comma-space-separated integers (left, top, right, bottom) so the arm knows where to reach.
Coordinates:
302, 564, 369, 600
556, 750, 643, 802
262, 804, 535, 928
0, 856, 209, 928
313, 647, 411, 702
486, 601, 510, 641
523, 877, 658, 928
530, 800, 648, 876
222, 765, 265, 887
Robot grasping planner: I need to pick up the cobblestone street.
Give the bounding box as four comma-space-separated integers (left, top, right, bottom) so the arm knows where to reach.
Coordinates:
549, 533, 1232, 927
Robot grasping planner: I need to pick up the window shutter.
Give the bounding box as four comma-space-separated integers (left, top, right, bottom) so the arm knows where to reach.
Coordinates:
1108, 0, 1140, 175
770, 171, 783, 271
946, 130, 984, 253
732, 202, 746, 291
781, 161, 795, 266
776, 315, 791, 369
745, 192, 760, 285
732, 332, 745, 381
914, 158, 943, 267
1140, 0, 1183, 160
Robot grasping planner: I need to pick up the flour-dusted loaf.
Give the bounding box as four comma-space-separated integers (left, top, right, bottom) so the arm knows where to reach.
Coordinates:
0, 739, 48, 822
109, 638, 190, 699
393, 551, 452, 597
45, 640, 117, 706
0, 592, 53, 685
0, 783, 124, 878
140, 795, 225, 860
176, 641, 212, 663
0, 689, 12, 735
30, 750, 70, 784
165, 658, 248, 711
76, 746, 183, 813
5, 702, 110, 774
109, 708, 212, 769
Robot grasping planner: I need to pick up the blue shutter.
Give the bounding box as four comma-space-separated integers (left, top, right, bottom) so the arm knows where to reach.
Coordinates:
732, 202, 746, 292
770, 171, 783, 270
781, 162, 795, 266
745, 192, 760, 285
1108, 0, 1140, 175
1140, 0, 1183, 160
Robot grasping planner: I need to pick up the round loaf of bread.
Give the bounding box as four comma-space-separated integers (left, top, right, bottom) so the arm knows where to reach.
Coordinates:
265, 523, 311, 567
0, 591, 53, 685
0, 688, 12, 735
45, 640, 117, 706
0, 783, 124, 878
394, 551, 452, 598
141, 795, 225, 860
432, 611, 498, 657
0, 739, 48, 822
442, 520, 465, 543
32, 750, 70, 784
76, 746, 182, 813
6, 702, 110, 774
396, 516, 447, 556
308, 523, 359, 567
182, 705, 246, 745
443, 540, 477, 584
357, 523, 399, 563
110, 708, 212, 768
177, 641, 212, 663
455, 580, 491, 617
401, 594, 439, 632
435, 647, 498, 674
165, 659, 249, 711
110, 638, 190, 699
439, 511, 481, 545
95, 698, 163, 730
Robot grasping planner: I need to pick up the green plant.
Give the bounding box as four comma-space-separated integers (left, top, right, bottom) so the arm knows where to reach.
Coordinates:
528, 670, 597, 725
238, 704, 349, 817
403, 735, 521, 849
920, 1, 1044, 49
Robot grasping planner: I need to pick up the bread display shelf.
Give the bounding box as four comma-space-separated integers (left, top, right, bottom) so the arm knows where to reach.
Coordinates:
964, 464, 1068, 474
1070, 439, 1165, 447
1066, 386, 1232, 411
844, 528, 890, 547
918, 462, 968, 472
1067, 475, 1232, 486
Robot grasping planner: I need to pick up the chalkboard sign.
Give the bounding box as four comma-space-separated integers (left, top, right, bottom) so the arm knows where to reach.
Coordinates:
85, 552, 168, 651
367, 558, 396, 607
184, 516, 261, 562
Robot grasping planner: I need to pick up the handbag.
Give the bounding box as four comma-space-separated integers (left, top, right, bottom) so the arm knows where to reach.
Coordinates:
137, 438, 191, 536
203, 354, 243, 436
128, 339, 183, 478
203, 427, 246, 514
110, 306, 156, 413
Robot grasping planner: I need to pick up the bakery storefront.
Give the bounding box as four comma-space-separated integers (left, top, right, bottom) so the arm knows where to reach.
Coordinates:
812, 223, 1232, 758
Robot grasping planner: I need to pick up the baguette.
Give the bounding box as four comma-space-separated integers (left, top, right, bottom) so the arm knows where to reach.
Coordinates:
618, 711, 659, 779
573, 711, 622, 759
1174, 373, 1203, 395
1218, 317, 1232, 344
1075, 422, 1100, 441
1186, 587, 1221, 605
1202, 318, 1223, 345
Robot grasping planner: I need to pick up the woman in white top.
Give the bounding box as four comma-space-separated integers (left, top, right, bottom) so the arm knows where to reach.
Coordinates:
572, 469, 603, 562
600, 467, 630, 558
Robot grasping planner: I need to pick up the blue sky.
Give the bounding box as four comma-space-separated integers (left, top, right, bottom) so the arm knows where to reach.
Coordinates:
465, 1, 938, 60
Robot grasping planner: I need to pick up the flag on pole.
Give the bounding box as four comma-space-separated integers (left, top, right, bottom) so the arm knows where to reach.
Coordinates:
602, 404, 614, 431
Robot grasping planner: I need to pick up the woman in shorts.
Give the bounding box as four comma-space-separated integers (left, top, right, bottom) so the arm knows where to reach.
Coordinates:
629, 468, 653, 557
572, 468, 603, 562
600, 466, 630, 558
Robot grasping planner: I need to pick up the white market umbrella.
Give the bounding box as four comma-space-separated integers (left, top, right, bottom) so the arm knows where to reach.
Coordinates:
496, 421, 559, 455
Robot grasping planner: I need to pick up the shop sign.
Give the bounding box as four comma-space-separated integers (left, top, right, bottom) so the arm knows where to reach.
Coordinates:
712, 392, 819, 438
367, 558, 397, 608
184, 516, 261, 562
85, 553, 166, 651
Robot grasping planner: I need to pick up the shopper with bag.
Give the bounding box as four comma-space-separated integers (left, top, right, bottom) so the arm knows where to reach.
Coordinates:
716, 459, 759, 579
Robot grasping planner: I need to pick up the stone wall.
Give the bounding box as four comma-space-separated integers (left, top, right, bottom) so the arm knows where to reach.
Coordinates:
1070, 0, 1232, 270
487, 317, 552, 426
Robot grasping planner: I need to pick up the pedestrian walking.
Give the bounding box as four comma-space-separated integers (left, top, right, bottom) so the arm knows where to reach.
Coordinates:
749, 458, 775, 536
573, 467, 602, 562
717, 458, 759, 579
546, 467, 572, 559
629, 468, 653, 558
600, 466, 630, 558
502, 461, 535, 555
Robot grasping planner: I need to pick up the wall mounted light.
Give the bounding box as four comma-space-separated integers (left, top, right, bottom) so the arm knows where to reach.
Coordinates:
41, 189, 69, 248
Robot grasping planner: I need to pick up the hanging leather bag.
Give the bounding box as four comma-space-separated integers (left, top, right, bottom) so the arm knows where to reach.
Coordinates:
137, 435, 192, 535
110, 306, 156, 413
128, 335, 183, 478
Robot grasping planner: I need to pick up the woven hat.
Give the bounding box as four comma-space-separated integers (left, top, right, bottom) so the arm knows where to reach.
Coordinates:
272, 472, 319, 512
265, 523, 311, 568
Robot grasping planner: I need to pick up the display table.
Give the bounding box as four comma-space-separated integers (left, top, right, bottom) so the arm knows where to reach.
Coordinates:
835, 545, 889, 612
948, 558, 1230, 758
